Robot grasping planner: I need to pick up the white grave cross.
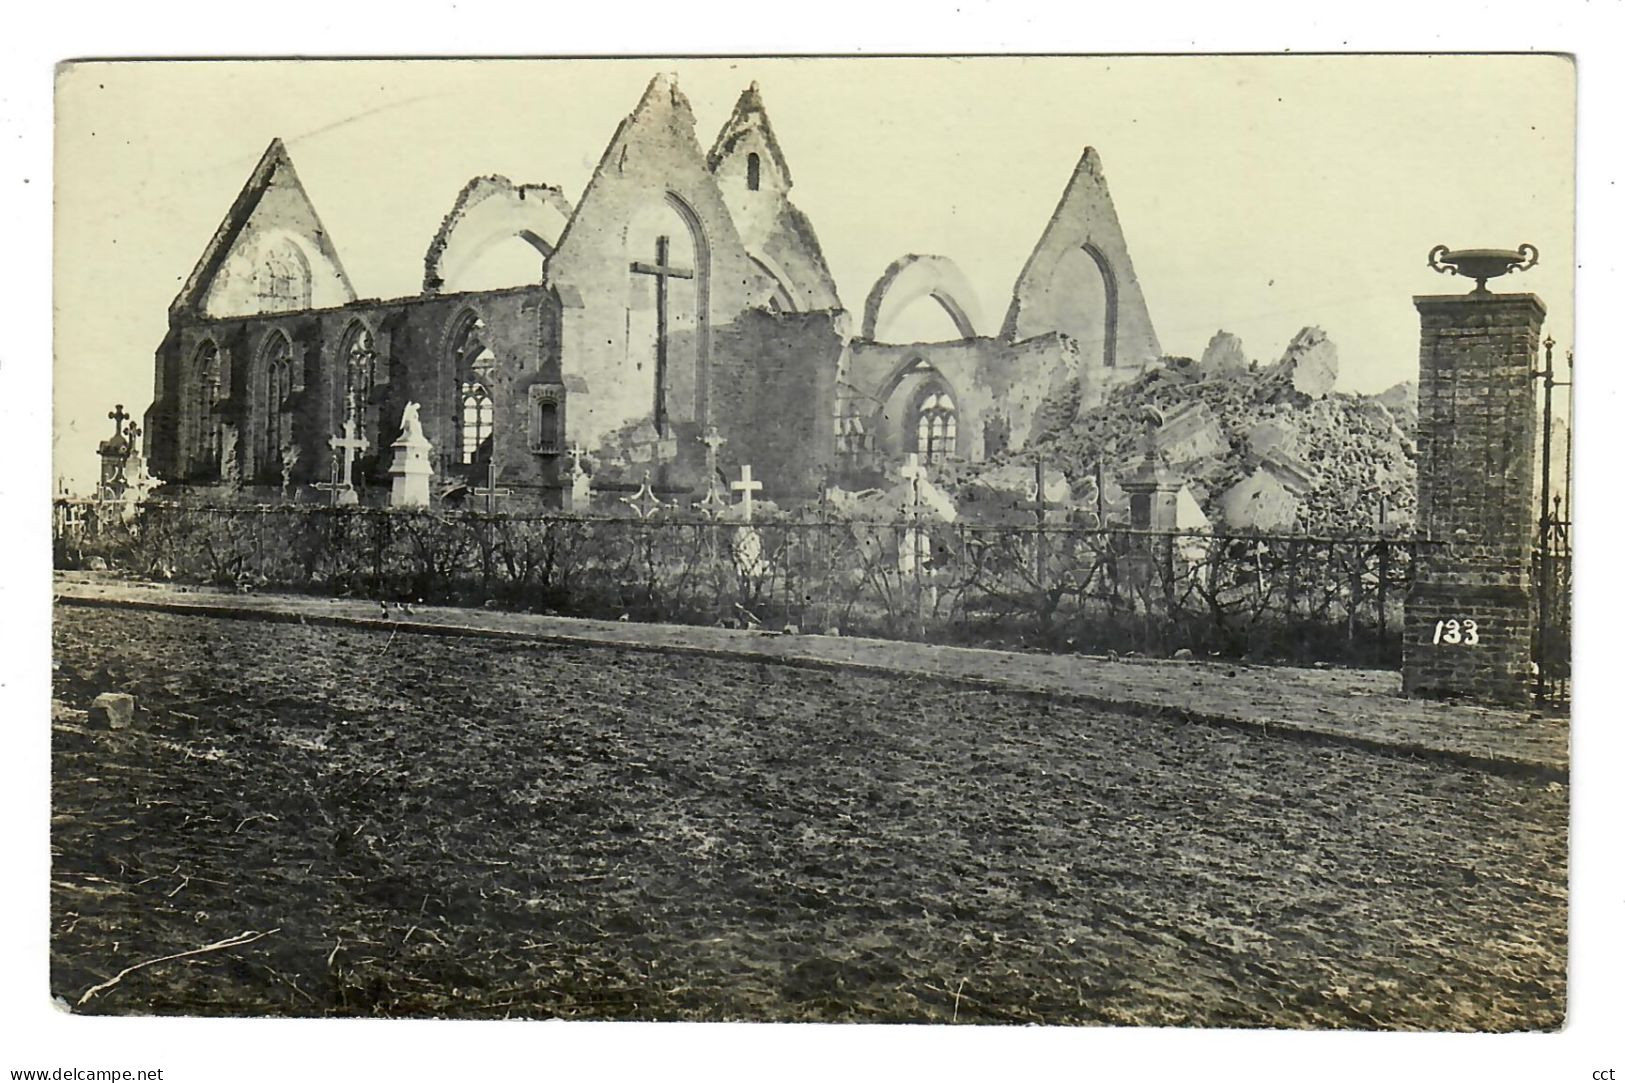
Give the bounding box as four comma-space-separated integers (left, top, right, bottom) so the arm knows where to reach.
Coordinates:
330, 419, 369, 488
731, 464, 763, 522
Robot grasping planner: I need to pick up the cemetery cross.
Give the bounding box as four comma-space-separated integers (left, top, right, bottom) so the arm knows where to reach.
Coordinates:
731, 464, 763, 523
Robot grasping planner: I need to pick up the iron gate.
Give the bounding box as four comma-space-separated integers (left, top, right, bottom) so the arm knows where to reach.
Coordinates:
1532, 337, 1572, 707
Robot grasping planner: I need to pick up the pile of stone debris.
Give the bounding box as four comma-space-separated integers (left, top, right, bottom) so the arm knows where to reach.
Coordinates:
996, 327, 1418, 534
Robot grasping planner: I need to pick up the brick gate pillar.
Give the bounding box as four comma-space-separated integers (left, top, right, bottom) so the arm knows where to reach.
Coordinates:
1403, 291, 1545, 705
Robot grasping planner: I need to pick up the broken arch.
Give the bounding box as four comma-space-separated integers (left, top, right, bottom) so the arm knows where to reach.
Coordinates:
423, 176, 573, 294
861, 254, 983, 343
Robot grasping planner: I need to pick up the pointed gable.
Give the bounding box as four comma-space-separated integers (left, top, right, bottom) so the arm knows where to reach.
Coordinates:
171, 138, 356, 320
706, 81, 793, 188
545, 73, 782, 449
705, 81, 841, 313
548, 72, 766, 314
1001, 148, 1160, 370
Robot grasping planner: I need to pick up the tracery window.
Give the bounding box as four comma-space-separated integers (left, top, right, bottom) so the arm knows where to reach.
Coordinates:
449, 312, 497, 466
341, 323, 377, 428
194, 342, 223, 471
261, 332, 295, 467
254, 238, 311, 311
915, 389, 957, 464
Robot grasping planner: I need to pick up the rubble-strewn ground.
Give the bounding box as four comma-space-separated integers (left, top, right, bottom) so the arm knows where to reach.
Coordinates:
52, 606, 1565, 1028
1002, 357, 1417, 533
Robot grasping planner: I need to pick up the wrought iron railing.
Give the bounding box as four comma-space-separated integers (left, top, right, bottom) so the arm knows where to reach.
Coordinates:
55, 500, 1421, 667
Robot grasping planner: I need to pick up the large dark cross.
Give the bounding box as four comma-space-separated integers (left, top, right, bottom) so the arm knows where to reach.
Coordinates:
108, 404, 130, 438
630, 235, 694, 435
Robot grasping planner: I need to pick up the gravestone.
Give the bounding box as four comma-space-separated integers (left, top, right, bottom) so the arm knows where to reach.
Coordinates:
96, 406, 134, 500
388, 402, 434, 508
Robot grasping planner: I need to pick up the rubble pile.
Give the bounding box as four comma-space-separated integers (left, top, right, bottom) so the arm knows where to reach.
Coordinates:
983, 327, 1418, 534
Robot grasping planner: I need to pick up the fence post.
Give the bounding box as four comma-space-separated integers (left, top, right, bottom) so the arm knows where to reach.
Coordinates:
1378, 539, 1390, 657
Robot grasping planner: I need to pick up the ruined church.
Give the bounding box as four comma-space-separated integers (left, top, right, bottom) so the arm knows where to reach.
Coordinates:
142, 73, 1161, 508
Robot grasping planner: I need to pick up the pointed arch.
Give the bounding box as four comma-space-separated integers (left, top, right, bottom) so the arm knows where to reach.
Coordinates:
257, 329, 296, 471
1081, 242, 1120, 367
623, 192, 712, 434
173, 139, 356, 320
191, 339, 223, 474
861, 254, 983, 342
663, 190, 712, 284
750, 256, 798, 313
337, 318, 378, 431
445, 307, 497, 469
423, 177, 572, 293
872, 356, 965, 464
912, 383, 959, 464
253, 236, 312, 312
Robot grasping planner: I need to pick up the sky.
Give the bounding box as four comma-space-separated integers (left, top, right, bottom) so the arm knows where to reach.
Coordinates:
52, 55, 1575, 491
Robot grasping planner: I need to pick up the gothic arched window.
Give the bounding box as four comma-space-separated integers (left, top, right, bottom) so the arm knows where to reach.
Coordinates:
747, 152, 761, 192
193, 342, 222, 472
449, 312, 497, 466
260, 332, 295, 467
254, 238, 311, 311
915, 388, 957, 464
340, 322, 376, 428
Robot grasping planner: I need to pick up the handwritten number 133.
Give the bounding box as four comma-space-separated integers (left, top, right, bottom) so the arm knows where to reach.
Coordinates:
1433, 619, 1479, 645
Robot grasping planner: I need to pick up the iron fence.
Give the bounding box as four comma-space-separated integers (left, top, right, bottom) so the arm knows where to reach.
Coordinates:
56, 500, 1420, 667
1531, 337, 1573, 707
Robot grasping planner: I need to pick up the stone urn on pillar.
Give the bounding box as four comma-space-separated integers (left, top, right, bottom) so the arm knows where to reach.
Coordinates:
1404, 244, 1545, 705
388, 402, 434, 508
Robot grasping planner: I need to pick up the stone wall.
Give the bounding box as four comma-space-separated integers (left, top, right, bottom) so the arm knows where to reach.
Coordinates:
843, 335, 1080, 466
548, 74, 774, 464
1001, 148, 1161, 374
148, 286, 559, 502
1402, 293, 1544, 705
710, 309, 845, 498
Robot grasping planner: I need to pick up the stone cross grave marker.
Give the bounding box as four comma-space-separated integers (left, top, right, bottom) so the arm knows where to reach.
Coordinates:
311, 453, 346, 507
731, 464, 763, 522
623, 470, 668, 520
472, 460, 513, 514
314, 420, 369, 505
698, 426, 730, 516
331, 420, 368, 485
